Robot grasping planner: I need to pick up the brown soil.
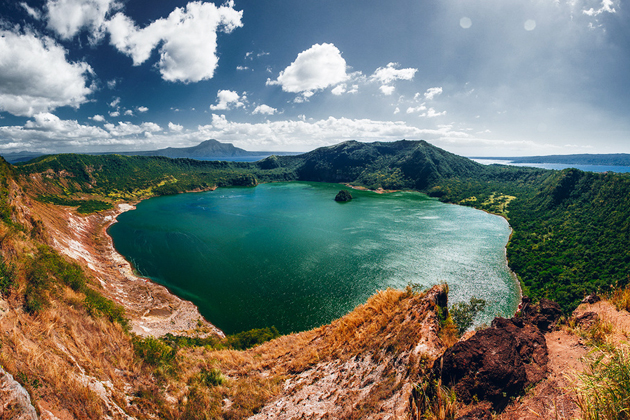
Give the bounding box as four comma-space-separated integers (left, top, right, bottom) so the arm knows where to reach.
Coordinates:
498, 329, 587, 420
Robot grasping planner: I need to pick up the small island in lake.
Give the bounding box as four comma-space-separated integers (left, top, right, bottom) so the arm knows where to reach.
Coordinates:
334, 190, 353, 202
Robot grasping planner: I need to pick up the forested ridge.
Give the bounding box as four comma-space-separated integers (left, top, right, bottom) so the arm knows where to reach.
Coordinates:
13, 140, 630, 313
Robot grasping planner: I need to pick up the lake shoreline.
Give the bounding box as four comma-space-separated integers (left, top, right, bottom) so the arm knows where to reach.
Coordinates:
37, 193, 225, 339
108, 181, 521, 333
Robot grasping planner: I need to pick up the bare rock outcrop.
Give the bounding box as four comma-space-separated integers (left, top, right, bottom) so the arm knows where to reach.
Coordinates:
435, 299, 562, 410
0, 367, 38, 420
520, 297, 562, 332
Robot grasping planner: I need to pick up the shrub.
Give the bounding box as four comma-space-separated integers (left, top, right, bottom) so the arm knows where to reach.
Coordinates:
196, 367, 226, 387
450, 297, 487, 336
133, 336, 177, 367
226, 326, 280, 350
576, 346, 630, 420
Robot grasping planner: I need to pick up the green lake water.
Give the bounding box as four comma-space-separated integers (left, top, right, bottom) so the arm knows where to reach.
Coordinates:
108, 182, 520, 335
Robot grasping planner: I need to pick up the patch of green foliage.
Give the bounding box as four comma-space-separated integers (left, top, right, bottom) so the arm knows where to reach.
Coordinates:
450, 297, 487, 336
194, 367, 226, 387
226, 326, 281, 350
37, 194, 113, 214
162, 326, 281, 352
24, 246, 128, 328
133, 336, 178, 367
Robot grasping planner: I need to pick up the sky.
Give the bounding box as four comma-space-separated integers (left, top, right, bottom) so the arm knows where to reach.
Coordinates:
0, 0, 628, 157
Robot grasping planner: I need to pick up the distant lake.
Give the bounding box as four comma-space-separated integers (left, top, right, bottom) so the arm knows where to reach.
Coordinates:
473, 159, 630, 173
109, 182, 519, 335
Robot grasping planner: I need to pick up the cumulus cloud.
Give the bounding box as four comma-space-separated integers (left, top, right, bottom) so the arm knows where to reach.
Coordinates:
109, 111, 120, 117
425, 108, 446, 118
21, 2, 42, 19
424, 87, 443, 100
109, 97, 120, 108
106, 1, 243, 83
124, 109, 133, 116
331, 85, 346, 96
91, 114, 105, 122
168, 122, 183, 132
370, 62, 417, 95
266, 43, 349, 95
583, 0, 617, 16
103, 121, 161, 136
137, 106, 148, 113
371, 63, 417, 84
194, 114, 469, 151
209, 90, 245, 111
407, 105, 427, 113
0, 30, 93, 117
46, 0, 121, 40
380, 85, 396, 96
252, 104, 277, 115
0, 112, 109, 150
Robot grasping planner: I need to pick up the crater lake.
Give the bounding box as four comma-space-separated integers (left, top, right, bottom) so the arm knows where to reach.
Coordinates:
108, 182, 520, 335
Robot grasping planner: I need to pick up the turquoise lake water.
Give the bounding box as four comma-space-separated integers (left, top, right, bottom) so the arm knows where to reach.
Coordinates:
108, 182, 520, 335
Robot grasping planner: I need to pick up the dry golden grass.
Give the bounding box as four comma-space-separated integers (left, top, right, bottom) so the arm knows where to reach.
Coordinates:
611, 284, 630, 313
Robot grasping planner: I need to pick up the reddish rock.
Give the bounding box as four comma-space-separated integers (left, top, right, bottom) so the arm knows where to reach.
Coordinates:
574, 311, 600, 329
434, 304, 552, 410
581, 294, 601, 304
520, 297, 562, 332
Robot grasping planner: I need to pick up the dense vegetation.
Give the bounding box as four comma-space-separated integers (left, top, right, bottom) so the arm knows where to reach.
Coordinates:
13, 140, 630, 314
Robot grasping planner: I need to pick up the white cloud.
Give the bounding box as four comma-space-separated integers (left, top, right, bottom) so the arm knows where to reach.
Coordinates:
109, 97, 120, 108
0, 113, 170, 151
266, 43, 349, 94
0, 112, 110, 148
236, 66, 249, 71
107, 79, 117, 89
194, 114, 470, 151
407, 105, 427, 113
424, 87, 443, 100
371, 62, 417, 95
124, 109, 133, 116
425, 108, 447, 118
137, 106, 148, 113
46, 0, 120, 40
331, 85, 346, 96
379, 85, 396, 96
91, 114, 105, 122
252, 104, 277, 115
209, 90, 244, 111
371, 63, 417, 84
583, 0, 616, 16
109, 111, 120, 117
106, 1, 243, 83
0, 30, 93, 117
104, 121, 161, 136
21, 2, 41, 19
168, 122, 183, 132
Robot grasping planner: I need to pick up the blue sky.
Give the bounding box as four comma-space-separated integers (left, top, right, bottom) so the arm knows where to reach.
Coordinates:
0, 0, 627, 156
